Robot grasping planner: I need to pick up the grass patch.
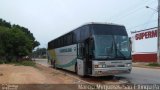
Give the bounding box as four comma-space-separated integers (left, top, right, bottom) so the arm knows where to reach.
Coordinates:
147, 63, 160, 67
0, 59, 36, 67
0, 60, 4, 64
15, 61, 36, 67
3, 60, 36, 67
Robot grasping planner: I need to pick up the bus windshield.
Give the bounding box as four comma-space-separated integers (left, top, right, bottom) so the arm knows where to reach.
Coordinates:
94, 35, 131, 60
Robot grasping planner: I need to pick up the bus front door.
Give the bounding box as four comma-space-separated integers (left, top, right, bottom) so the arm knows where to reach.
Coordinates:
85, 39, 92, 75
77, 43, 85, 76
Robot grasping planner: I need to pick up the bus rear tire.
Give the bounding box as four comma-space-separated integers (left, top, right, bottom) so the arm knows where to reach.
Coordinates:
51, 60, 56, 69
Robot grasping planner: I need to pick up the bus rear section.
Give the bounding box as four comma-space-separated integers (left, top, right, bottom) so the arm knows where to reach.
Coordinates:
48, 23, 132, 76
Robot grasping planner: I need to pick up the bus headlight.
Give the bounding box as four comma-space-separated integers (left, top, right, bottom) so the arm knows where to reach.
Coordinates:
95, 64, 106, 68
102, 64, 106, 68
125, 63, 131, 67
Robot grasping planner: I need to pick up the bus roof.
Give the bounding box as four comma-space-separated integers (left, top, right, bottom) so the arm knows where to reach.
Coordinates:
48, 22, 125, 43
85, 22, 124, 26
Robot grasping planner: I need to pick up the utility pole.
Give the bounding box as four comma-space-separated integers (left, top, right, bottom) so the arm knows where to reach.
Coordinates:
158, 0, 160, 64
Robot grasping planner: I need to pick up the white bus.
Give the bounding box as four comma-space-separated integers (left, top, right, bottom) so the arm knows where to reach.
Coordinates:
47, 23, 132, 76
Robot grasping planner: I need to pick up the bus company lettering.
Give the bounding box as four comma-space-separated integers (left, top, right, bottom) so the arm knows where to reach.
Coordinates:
135, 30, 157, 40
59, 48, 72, 53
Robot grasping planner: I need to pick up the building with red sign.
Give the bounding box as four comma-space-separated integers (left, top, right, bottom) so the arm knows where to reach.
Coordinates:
131, 27, 157, 62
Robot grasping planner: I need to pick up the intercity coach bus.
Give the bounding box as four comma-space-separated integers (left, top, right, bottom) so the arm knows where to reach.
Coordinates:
47, 23, 132, 76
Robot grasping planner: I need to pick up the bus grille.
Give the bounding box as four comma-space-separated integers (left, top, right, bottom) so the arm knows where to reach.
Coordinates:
117, 65, 125, 67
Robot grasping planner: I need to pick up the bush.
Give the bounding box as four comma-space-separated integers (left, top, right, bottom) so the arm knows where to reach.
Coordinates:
147, 63, 160, 67
20, 60, 36, 66
0, 58, 36, 67
0, 60, 4, 64
5, 60, 36, 67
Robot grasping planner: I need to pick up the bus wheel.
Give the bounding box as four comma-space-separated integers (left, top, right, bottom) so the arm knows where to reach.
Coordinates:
53, 62, 56, 69
51, 60, 56, 68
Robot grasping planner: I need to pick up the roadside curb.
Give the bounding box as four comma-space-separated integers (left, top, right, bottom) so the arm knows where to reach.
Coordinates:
133, 65, 160, 69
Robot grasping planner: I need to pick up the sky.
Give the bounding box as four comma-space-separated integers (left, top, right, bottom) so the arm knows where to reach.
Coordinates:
0, 0, 158, 48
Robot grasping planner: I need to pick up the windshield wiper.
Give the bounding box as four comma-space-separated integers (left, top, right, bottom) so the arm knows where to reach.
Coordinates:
105, 42, 115, 59
111, 35, 127, 60
116, 49, 127, 59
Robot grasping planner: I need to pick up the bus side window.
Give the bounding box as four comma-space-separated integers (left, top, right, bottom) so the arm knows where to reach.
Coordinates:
78, 43, 85, 59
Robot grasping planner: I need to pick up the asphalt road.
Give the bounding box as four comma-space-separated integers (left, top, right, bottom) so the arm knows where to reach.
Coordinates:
33, 58, 50, 67
117, 67, 160, 84
35, 59, 160, 84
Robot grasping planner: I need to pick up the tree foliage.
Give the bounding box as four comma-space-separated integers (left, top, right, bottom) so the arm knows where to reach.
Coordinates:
32, 48, 47, 58
0, 18, 40, 61
12, 24, 40, 48
0, 19, 11, 28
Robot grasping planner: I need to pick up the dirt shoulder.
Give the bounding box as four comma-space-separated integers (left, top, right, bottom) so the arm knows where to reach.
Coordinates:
0, 63, 130, 90
0, 64, 83, 84
0, 64, 84, 90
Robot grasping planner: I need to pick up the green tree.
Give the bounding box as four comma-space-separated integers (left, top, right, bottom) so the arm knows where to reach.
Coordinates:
0, 26, 33, 61
0, 26, 9, 60
0, 18, 40, 61
32, 48, 47, 58
10, 28, 33, 59
0, 19, 11, 28
12, 24, 40, 49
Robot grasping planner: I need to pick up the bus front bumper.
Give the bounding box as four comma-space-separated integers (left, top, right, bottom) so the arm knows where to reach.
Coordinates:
91, 68, 131, 76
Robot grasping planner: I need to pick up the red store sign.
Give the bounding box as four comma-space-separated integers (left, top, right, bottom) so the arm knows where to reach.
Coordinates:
135, 30, 157, 40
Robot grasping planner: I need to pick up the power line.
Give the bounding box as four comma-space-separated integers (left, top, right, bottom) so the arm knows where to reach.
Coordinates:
115, 0, 155, 22
144, 11, 157, 29
126, 1, 157, 31
108, 0, 148, 21
108, 0, 156, 22
127, 19, 157, 31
